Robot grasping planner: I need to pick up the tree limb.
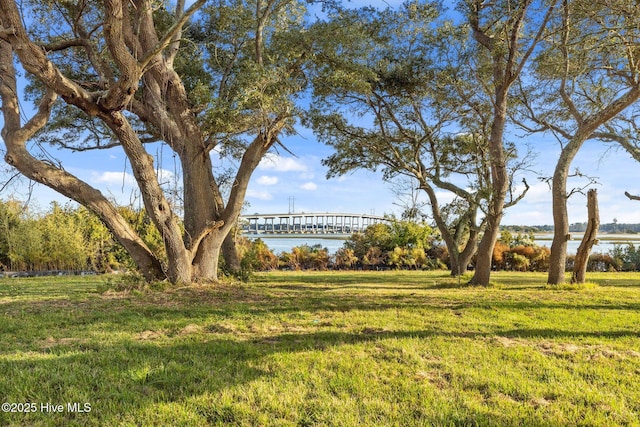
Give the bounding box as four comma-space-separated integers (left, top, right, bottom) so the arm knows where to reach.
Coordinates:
139, 0, 207, 72
40, 39, 85, 52
625, 191, 640, 201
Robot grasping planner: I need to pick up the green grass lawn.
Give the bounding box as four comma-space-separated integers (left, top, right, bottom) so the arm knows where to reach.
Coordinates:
1, 271, 639, 426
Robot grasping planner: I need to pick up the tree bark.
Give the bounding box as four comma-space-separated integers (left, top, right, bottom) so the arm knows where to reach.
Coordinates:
571, 189, 599, 284
222, 230, 242, 274
468, 92, 509, 286
465, 0, 555, 286
547, 138, 583, 285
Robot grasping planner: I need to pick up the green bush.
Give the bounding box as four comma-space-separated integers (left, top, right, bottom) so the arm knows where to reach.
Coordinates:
610, 243, 640, 271
342, 219, 437, 269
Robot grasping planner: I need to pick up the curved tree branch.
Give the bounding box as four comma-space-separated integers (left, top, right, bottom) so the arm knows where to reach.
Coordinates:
625, 191, 640, 201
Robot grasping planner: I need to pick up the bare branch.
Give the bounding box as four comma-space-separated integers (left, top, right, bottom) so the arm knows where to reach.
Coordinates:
625, 191, 640, 201
504, 178, 529, 208
166, 0, 186, 65
40, 39, 84, 52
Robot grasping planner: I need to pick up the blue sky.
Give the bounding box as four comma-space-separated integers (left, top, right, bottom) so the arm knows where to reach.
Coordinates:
9, 121, 640, 227
238, 128, 640, 226
3, 0, 640, 226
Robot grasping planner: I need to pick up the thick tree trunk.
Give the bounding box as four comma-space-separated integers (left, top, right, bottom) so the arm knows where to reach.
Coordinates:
222, 231, 242, 273
181, 143, 220, 282
571, 189, 599, 284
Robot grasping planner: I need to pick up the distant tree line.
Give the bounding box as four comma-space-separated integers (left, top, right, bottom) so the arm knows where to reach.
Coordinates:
503, 223, 640, 234
4, 198, 640, 277
0, 199, 163, 273
237, 227, 640, 276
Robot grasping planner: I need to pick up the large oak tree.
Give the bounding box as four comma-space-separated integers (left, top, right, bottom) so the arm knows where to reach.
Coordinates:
0, 0, 312, 283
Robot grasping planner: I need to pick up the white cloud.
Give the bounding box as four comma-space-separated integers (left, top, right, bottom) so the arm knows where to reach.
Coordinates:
93, 171, 136, 186
298, 172, 316, 180
433, 190, 456, 205
92, 169, 176, 187
521, 182, 552, 204
300, 182, 318, 191
257, 175, 279, 186
246, 189, 273, 200
156, 168, 175, 184
258, 154, 307, 172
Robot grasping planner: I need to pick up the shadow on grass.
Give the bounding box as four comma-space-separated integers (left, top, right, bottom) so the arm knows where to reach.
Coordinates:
2, 321, 638, 426
3, 280, 640, 331
2, 273, 640, 424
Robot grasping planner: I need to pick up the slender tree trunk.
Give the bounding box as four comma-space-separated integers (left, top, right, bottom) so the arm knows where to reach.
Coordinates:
458, 232, 478, 275
547, 74, 640, 283
572, 189, 599, 284
547, 140, 583, 285
469, 96, 509, 286
422, 183, 478, 276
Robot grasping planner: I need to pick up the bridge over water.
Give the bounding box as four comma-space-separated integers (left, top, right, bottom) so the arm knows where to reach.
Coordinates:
240, 212, 390, 235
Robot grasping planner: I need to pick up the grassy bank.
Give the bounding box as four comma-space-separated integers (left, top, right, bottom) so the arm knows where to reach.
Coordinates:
1, 271, 639, 426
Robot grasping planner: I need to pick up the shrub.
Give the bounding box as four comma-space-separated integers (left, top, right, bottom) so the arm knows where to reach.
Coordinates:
511, 253, 530, 272
240, 238, 279, 273
492, 241, 510, 270
334, 248, 358, 269
363, 246, 387, 269
388, 247, 407, 269
280, 244, 330, 271
342, 219, 437, 269
587, 252, 620, 272
610, 243, 640, 271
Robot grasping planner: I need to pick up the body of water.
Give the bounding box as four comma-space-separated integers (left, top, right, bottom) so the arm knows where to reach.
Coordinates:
246, 233, 640, 255
245, 234, 348, 254
534, 233, 640, 255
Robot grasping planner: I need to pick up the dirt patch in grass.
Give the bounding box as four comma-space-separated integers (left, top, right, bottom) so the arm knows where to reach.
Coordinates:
414, 370, 452, 389
491, 336, 640, 360
538, 341, 583, 355
491, 336, 522, 348
38, 336, 83, 348
135, 330, 166, 340
205, 323, 238, 334
530, 397, 553, 408
591, 348, 640, 360
178, 323, 202, 335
